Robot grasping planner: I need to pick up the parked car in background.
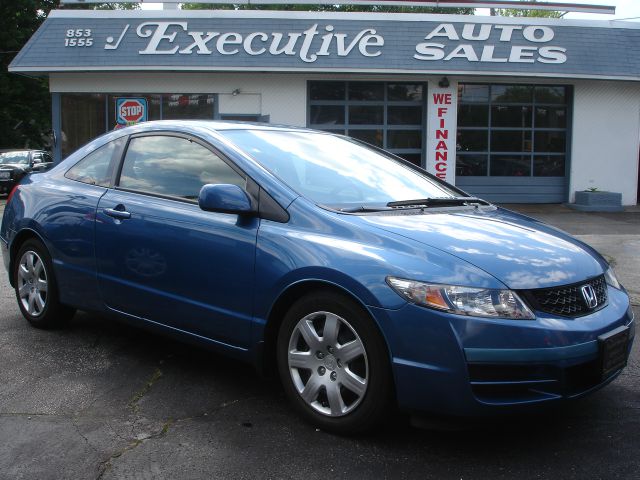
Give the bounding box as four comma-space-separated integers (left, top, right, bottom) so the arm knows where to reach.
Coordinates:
0, 121, 635, 434
0, 150, 54, 195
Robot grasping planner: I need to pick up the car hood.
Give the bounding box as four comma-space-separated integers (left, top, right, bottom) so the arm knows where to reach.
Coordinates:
356, 207, 604, 290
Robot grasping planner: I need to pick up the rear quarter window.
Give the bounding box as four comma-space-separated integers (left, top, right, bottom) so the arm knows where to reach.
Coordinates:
65, 137, 125, 187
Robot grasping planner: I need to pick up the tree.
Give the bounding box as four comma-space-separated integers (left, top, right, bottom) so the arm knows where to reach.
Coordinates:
0, 1, 57, 149
182, 3, 474, 14
494, 0, 563, 18
0, 1, 139, 150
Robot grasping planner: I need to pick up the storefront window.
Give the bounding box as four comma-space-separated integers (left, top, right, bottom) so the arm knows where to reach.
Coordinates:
456, 83, 568, 178
457, 154, 488, 176
457, 105, 488, 127
308, 81, 425, 166
349, 106, 384, 124
60, 93, 217, 159
61, 94, 106, 158
162, 94, 215, 120
310, 82, 345, 101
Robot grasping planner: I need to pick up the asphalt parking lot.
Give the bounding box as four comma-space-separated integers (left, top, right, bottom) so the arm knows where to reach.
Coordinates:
0, 197, 638, 480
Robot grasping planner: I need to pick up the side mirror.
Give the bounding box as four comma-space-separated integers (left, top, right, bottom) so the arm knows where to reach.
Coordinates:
198, 184, 255, 215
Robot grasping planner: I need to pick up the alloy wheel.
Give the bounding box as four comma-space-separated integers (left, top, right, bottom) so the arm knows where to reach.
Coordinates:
287, 311, 368, 417
17, 250, 48, 317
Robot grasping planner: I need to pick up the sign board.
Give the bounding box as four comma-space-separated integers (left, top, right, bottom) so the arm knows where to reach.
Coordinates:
8, 11, 640, 81
426, 83, 457, 184
115, 97, 147, 127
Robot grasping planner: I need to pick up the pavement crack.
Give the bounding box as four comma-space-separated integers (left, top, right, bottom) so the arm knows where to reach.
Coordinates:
104, 420, 129, 444
96, 418, 174, 480
128, 367, 163, 414
165, 395, 261, 425
73, 420, 100, 454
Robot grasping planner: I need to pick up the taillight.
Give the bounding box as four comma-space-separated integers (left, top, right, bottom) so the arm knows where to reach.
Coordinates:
6, 184, 19, 205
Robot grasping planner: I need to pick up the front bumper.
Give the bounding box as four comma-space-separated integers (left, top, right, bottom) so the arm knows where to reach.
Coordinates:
373, 286, 635, 416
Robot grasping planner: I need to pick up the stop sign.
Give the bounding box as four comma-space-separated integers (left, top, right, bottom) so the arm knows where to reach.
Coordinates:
116, 98, 147, 126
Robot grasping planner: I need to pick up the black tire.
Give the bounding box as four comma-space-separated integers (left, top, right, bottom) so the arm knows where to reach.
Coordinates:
277, 291, 392, 434
13, 238, 76, 329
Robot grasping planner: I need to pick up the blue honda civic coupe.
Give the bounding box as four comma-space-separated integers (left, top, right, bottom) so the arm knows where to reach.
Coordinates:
1, 121, 634, 433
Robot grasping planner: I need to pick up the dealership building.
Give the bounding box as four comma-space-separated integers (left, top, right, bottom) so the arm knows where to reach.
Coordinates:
9, 8, 640, 204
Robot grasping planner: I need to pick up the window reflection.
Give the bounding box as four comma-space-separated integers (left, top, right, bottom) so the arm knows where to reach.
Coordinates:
535, 107, 566, 128
458, 84, 489, 103
310, 82, 346, 101
491, 106, 532, 128
458, 105, 488, 127
310, 105, 345, 125
457, 131, 488, 152
388, 106, 422, 125
491, 85, 533, 103
456, 155, 487, 176
534, 155, 565, 176
61, 94, 106, 158
491, 155, 532, 176
65, 138, 124, 187
308, 81, 424, 167
348, 82, 384, 101
162, 94, 215, 120
387, 84, 423, 101
534, 86, 566, 104
349, 130, 383, 147
349, 106, 383, 125
223, 130, 455, 206
119, 136, 244, 199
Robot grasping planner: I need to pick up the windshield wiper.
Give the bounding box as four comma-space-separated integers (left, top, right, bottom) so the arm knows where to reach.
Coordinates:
386, 197, 490, 208
338, 205, 393, 213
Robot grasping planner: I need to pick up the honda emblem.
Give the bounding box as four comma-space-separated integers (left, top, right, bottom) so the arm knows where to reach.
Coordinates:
581, 284, 598, 309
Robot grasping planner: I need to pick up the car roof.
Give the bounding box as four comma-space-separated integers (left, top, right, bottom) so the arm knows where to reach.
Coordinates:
121, 120, 316, 135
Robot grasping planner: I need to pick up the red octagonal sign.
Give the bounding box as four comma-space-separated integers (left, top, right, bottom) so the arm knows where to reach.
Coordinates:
116, 98, 147, 125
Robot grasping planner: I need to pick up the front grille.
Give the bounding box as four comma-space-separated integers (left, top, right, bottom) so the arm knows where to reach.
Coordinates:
522, 275, 607, 318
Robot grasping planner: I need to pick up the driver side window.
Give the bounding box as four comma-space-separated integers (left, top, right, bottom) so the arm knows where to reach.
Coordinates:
118, 135, 245, 200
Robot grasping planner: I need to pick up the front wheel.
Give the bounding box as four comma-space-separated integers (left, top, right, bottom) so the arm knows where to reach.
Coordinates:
13, 239, 76, 329
277, 291, 392, 434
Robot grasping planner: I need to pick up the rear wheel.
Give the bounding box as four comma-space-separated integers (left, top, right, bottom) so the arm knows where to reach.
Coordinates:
277, 291, 392, 434
14, 239, 75, 329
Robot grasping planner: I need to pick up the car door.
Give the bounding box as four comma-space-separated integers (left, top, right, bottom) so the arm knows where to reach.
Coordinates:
95, 133, 258, 348
41, 137, 126, 310
31, 152, 50, 172
42, 152, 54, 170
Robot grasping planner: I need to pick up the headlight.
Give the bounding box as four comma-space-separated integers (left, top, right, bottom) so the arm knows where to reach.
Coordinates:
386, 277, 535, 320
604, 266, 622, 290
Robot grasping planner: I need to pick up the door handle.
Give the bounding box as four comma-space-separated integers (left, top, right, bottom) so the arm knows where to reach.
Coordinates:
103, 207, 131, 220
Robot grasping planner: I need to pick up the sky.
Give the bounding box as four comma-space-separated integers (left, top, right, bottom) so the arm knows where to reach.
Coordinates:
139, 1, 640, 21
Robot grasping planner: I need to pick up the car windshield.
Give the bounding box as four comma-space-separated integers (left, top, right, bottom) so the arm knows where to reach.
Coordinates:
221, 130, 457, 209
0, 152, 30, 165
